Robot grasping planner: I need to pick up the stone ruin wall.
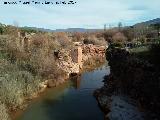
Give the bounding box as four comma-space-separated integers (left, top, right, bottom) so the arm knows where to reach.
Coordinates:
17, 31, 106, 75
57, 44, 106, 76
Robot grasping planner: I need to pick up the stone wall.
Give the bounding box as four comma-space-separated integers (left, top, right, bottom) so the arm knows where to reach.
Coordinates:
82, 44, 105, 61
40, 44, 106, 90
56, 44, 106, 76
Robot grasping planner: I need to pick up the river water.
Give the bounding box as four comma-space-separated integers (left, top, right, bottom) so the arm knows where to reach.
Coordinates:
15, 62, 110, 120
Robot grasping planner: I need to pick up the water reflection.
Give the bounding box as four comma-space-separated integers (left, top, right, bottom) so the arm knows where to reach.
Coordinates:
70, 74, 81, 89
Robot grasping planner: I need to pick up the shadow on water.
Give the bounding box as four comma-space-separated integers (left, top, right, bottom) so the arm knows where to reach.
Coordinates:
15, 62, 110, 120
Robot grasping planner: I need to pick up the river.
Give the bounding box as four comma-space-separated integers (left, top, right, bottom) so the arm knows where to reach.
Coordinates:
14, 62, 110, 120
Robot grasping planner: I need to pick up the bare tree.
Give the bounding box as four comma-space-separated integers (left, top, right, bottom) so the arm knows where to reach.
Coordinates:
118, 22, 122, 31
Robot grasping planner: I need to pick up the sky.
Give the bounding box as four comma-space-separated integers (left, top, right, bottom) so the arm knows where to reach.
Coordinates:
0, 0, 160, 30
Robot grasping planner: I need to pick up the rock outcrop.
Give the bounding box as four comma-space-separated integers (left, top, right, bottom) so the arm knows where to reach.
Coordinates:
40, 44, 106, 90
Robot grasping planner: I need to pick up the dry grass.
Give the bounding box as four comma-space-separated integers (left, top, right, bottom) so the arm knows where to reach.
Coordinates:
0, 101, 10, 120
0, 60, 41, 110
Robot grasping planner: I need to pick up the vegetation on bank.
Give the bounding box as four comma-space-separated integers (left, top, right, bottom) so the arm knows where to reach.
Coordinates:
0, 21, 160, 120
104, 43, 160, 119
0, 24, 107, 120
132, 43, 160, 69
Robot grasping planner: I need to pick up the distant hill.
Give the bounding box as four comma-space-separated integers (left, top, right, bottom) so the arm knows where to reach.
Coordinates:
21, 26, 103, 33
55, 28, 102, 32
21, 26, 54, 32
134, 18, 160, 27
19, 18, 160, 33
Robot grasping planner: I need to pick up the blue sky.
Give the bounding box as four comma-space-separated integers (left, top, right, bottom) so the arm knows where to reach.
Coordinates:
0, 0, 160, 29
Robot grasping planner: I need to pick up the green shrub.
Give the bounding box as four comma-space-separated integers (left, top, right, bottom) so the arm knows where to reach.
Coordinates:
0, 75, 24, 109
0, 35, 8, 48
148, 44, 160, 68
0, 60, 40, 109
108, 43, 124, 50
20, 27, 38, 34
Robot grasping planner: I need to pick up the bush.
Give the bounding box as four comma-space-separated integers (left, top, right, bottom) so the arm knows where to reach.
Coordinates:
103, 29, 118, 43
0, 60, 40, 109
83, 38, 95, 44
148, 44, 160, 68
0, 74, 24, 109
55, 32, 71, 48
20, 27, 38, 34
112, 32, 127, 43
108, 43, 124, 50
83, 34, 106, 46
0, 102, 10, 120
0, 24, 5, 35
0, 35, 8, 48
31, 34, 47, 48
0, 26, 70, 118
72, 32, 84, 42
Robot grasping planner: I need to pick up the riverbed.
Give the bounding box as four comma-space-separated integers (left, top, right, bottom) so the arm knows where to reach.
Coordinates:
14, 62, 110, 120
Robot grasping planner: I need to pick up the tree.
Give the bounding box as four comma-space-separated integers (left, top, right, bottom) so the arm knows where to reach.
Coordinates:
104, 24, 107, 31
122, 27, 134, 41
0, 27, 3, 34
151, 23, 160, 38
103, 29, 118, 43
118, 22, 122, 31
0, 23, 4, 34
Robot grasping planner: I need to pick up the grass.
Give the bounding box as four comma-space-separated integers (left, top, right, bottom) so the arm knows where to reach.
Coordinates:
0, 50, 8, 60
0, 101, 10, 120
